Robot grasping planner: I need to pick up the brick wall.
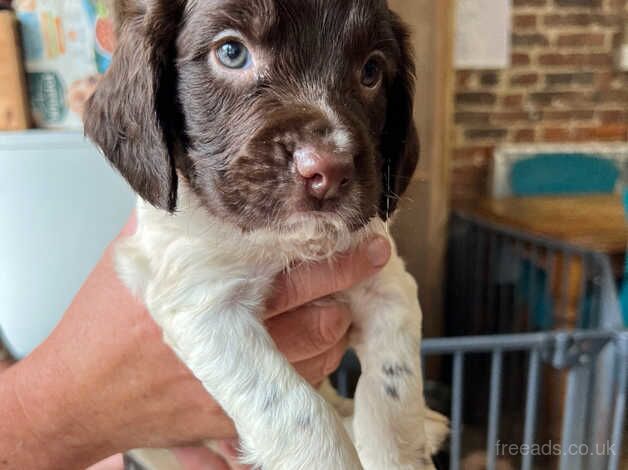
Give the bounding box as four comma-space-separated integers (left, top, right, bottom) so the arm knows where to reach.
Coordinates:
452, 0, 628, 203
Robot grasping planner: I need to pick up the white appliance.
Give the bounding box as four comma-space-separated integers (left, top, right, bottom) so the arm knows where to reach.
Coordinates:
0, 130, 134, 358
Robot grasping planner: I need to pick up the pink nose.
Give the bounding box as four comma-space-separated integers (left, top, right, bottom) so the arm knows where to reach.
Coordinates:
294, 147, 354, 200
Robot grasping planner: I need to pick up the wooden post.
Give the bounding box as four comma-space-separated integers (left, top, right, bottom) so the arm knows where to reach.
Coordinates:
389, 0, 455, 345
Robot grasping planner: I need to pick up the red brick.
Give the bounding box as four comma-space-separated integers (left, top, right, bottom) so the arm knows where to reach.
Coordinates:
456, 71, 475, 88
556, 33, 606, 48
612, 31, 623, 49
455, 112, 491, 125
593, 89, 628, 104
480, 71, 500, 87
513, 129, 537, 142
501, 94, 525, 108
598, 110, 628, 123
511, 53, 531, 66
543, 127, 571, 141
512, 33, 549, 47
530, 91, 585, 106
554, 0, 601, 6
465, 128, 509, 141
594, 71, 614, 91
573, 125, 627, 141
544, 13, 595, 27
492, 112, 533, 123
514, 0, 547, 6
450, 164, 491, 203
543, 110, 595, 120
452, 146, 493, 163
538, 52, 614, 67
545, 72, 595, 87
456, 92, 497, 106
514, 14, 538, 29
510, 72, 539, 86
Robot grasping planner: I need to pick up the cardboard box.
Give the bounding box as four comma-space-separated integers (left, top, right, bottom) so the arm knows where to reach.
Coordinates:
0, 11, 31, 130
15, 0, 115, 129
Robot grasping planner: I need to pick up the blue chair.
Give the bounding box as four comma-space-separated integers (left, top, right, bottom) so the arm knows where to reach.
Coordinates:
510, 153, 620, 197
507, 153, 621, 329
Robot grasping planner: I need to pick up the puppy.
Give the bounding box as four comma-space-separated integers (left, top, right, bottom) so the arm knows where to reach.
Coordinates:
85, 1, 445, 469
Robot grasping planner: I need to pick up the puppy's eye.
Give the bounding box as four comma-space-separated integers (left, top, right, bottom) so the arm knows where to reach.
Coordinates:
216, 40, 250, 69
361, 57, 383, 88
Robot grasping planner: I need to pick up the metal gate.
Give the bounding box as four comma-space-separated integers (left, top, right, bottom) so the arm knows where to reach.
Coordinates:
422, 330, 627, 470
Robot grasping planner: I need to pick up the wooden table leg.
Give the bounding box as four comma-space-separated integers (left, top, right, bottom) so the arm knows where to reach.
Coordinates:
543, 256, 584, 449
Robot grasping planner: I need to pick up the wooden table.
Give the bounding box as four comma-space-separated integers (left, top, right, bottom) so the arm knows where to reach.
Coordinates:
455, 195, 627, 446
458, 195, 627, 325
458, 195, 627, 256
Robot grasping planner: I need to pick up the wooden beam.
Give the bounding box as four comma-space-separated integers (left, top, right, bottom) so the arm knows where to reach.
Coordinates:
389, 0, 454, 342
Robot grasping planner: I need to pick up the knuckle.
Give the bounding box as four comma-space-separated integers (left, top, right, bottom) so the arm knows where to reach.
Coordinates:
274, 276, 299, 313
322, 344, 345, 376
330, 259, 356, 292
316, 306, 349, 347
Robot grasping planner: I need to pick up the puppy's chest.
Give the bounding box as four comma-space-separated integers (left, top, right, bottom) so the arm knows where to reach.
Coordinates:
120, 202, 387, 320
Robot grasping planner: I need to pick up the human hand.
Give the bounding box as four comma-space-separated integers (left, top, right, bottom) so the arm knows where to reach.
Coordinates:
1, 215, 390, 469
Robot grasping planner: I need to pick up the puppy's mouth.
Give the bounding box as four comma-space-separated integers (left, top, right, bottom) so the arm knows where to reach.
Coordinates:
277, 204, 370, 235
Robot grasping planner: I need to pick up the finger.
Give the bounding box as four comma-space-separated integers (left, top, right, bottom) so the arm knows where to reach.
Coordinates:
118, 211, 137, 237
265, 236, 391, 318
171, 447, 231, 470
292, 335, 349, 385
266, 304, 352, 363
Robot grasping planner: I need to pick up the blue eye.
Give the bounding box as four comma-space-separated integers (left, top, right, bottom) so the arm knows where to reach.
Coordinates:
216, 40, 250, 69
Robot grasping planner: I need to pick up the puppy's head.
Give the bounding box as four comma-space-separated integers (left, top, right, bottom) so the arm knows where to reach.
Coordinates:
85, 0, 418, 232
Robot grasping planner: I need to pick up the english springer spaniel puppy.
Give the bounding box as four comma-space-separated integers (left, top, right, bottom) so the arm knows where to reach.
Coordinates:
85, 1, 447, 468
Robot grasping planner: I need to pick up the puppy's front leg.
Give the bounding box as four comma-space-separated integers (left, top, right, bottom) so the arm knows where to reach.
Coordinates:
348, 248, 435, 470
144, 279, 362, 470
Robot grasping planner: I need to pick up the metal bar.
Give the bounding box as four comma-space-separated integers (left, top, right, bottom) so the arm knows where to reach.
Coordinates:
486, 350, 503, 470
421, 330, 617, 356
608, 337, 628, 470
450, 352, 464, 470
522, 348, 541, 470
559, 367, 579, 470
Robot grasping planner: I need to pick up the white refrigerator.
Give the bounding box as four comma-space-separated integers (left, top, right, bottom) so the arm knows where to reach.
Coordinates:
0, 130, 134, 358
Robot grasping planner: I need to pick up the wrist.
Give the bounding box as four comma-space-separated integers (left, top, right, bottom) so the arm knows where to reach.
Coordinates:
0, 347, 115, 469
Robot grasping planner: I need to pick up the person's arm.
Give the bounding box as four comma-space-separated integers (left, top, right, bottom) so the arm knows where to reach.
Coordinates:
0, 221, 390, 470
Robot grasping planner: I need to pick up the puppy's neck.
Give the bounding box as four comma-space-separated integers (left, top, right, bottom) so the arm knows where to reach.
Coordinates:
134, 180, 386, 270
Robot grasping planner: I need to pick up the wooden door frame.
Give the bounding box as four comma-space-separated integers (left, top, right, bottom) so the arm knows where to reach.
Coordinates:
389, 0, 455, 341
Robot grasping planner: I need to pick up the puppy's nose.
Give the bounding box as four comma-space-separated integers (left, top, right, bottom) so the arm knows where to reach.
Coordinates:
294, 147, 354, 200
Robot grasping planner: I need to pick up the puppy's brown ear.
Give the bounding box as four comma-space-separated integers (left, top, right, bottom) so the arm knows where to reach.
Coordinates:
379, 13, 419, 219
84, 0, 186, 211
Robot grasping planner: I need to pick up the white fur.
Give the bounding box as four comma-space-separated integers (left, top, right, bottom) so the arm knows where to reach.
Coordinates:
117, 182, 442, 469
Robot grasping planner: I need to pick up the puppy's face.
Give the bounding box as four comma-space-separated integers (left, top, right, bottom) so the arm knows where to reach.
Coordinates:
85, 0, 418, 233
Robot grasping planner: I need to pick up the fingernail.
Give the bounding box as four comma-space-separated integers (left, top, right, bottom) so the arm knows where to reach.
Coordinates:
367, 237, 391, 268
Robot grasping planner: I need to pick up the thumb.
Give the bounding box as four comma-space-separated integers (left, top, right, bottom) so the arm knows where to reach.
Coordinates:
266, 236, 391, 318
